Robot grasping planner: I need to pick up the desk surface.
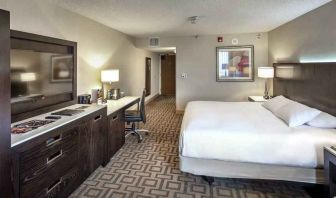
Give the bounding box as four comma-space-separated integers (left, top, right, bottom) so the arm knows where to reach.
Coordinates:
11, 104, 106, 148
105, 96, 140, 116
11, 96, 140, 147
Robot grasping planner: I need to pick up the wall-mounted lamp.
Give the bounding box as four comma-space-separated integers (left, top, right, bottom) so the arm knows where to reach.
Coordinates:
258, 67, 274, 99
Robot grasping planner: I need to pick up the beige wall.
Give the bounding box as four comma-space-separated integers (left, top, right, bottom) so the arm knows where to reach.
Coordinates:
137, 33, 269, 110
0, 0, 160, 100
269, 0, 336, 64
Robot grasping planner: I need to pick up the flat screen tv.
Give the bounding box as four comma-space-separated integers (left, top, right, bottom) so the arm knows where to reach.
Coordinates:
10, 30, 77, 122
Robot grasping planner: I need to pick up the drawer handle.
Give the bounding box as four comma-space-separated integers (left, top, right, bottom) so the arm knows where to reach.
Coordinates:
94, 115, 102, 121
112, 115, 118, 121
46, 134, 62, 147
47, 150, 63, 164
47, 178, 62, 194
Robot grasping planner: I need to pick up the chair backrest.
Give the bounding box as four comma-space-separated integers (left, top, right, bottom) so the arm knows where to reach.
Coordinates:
140, 89, 146, 123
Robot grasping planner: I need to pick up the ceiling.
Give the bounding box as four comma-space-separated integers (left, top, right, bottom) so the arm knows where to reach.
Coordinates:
49, 0, 331, 38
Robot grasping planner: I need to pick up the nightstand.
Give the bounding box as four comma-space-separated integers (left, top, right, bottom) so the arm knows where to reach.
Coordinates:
324, 146, 336, 198
248, 96, 268, 102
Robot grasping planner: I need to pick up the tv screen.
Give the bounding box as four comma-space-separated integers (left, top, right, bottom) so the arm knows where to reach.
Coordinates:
10, 49, 74, 103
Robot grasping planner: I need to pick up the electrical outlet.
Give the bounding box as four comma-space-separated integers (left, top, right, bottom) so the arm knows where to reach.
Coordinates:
181, 73, 188, 79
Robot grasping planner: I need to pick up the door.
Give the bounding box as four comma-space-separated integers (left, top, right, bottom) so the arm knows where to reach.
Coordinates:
90, 113, 106, 171
0, 9, 11, 198
145, 57, 151, 96
161, 54, 176, 96
107, 111, 125, 160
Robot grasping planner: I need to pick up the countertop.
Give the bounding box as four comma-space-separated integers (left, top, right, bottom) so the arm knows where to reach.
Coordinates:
11, 104, 106, 148
11, 96, 140, 148
104, 96, 140, 116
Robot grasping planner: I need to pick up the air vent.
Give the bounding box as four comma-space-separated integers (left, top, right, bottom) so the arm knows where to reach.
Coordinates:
149, 37, 159, 47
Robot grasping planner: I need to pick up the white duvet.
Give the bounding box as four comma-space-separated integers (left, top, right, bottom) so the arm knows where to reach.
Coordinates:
179, 101, 336, 168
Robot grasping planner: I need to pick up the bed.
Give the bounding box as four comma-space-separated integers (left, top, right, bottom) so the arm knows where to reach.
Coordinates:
179, 62, 336, 184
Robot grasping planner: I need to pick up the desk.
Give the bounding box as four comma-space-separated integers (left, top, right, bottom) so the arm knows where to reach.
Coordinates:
106, 96, 140, 116
104, 96, 140, 164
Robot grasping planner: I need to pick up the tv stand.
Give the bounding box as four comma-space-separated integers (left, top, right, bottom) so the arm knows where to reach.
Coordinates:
11, 104, 107, 198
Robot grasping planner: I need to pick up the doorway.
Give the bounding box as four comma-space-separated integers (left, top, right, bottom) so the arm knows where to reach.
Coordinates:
145, 57, 151, 96
160, 54, 176, 96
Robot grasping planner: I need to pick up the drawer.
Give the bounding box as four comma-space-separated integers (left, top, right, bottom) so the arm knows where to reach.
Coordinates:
20, 128, 79, 172
20, 141, 78, 186
22, 166, 80, 198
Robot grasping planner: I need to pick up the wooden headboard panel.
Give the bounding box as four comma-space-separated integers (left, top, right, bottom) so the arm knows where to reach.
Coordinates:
273, 62, 336, 116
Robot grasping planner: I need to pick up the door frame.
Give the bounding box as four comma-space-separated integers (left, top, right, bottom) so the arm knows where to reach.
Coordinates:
0, 9, 11, 198
145, 57, 151, 96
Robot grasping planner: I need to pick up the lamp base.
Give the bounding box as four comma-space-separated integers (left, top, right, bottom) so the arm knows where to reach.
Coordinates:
263, 95, 272, 99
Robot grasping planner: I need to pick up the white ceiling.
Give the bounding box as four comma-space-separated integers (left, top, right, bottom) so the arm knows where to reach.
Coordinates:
49, 0, 331, 38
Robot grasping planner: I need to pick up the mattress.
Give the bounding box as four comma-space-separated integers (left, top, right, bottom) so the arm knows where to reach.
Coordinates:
179, 101, 336, 168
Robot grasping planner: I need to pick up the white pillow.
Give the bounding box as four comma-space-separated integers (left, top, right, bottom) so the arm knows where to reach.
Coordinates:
307, 112, 336, 128
262, 95, 291, 113
274, 101, 321, 127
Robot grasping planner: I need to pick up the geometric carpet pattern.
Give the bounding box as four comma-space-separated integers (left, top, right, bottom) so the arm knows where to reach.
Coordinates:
70, 96, 312, 198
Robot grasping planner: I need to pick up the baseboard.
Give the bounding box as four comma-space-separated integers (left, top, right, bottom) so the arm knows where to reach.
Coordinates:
145, 94, 159, 105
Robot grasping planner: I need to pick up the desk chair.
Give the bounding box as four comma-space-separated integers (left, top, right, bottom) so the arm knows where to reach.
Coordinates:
125, 89, 148, 143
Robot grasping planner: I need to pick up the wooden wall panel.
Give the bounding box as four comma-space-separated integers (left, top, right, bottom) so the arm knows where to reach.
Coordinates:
274, 62, 336, 116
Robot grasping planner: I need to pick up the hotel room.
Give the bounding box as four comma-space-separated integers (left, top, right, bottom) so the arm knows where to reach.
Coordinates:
0, 0, 335, 197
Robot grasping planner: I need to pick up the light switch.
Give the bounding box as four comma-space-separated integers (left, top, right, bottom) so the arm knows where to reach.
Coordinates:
181, 73, 188, 79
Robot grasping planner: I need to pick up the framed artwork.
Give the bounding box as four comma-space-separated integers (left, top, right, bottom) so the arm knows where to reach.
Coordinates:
216, 45, 254, 82
50, 55, 73, 83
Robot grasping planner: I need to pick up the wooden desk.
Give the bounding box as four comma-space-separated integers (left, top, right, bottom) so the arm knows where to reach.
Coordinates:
104, 96, 140, 164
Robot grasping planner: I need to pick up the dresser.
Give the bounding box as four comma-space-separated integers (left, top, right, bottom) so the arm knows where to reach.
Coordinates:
11, 105, 107, 198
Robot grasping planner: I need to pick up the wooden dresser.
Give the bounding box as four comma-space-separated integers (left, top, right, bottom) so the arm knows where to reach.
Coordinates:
11, 105, 107, 198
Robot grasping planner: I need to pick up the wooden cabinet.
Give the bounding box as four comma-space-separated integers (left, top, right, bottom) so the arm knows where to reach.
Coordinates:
13, 126, 81, 198
107, 110, 125, 161
12, 107, 107, 198
90, 113, 107, 171
0, 9, 11, 198
78, 120, 91, 180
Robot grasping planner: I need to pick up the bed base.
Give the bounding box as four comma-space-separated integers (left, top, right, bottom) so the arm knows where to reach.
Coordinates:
180, 155, 325, 184
201, 176, 215, 185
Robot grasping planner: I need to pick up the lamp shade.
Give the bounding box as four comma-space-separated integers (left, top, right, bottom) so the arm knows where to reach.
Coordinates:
101, 69, 119, 83
258, 67, 274, 78
20, 72, 36, 82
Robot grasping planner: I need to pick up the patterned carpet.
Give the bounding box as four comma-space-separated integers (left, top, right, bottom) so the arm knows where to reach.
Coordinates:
70, 96, 320, 198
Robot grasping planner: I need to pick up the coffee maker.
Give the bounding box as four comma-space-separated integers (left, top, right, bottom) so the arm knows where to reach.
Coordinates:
78, 94, 91, 104
107, 88, 121, 100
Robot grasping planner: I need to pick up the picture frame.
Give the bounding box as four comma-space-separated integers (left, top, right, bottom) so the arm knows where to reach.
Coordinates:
50, 55, 73, 83
216, 45, 254, 82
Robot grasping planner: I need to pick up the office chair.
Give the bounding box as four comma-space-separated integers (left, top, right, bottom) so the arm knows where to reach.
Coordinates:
125, 89, 148, 143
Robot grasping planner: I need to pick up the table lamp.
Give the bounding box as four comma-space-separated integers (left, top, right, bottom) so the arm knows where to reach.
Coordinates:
258, 67, 274, 99
101, 69, 119, 100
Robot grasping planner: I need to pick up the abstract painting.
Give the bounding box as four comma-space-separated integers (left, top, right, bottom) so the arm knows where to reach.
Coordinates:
216, 45, 254, 82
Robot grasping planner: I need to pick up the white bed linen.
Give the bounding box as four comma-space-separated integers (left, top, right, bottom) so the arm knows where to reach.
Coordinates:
179, 101, 336, 168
